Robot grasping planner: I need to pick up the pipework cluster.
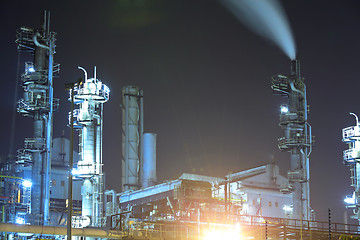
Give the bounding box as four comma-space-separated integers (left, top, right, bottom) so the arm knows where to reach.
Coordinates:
271, 60, 313, 221
15, 11, 59, 226
69, 66, 109, 228
342, 113, 360, 223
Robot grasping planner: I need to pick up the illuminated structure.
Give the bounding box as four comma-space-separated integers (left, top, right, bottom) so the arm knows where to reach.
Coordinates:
271, 60, 313, 220
121, 86, 144, 191
70, 66, 109, 228
342, 113, 360, 224
15, 11, 59, 225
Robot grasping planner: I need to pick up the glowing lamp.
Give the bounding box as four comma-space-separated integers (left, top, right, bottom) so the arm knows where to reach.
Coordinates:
283, 205, 293, 212
28, 67, 35, 73
344, 194, 356, 205
202, 225, 242, 240
22, 179, 32, 188
15, 216, 25, 224
72, 168, 79, 175
280, 105, 289, 114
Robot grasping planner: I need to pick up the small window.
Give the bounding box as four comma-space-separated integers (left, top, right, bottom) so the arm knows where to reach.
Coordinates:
52, 180, 56, 186
61, 180, 65, 187
269, 201, 272, 207
275, 202, 279, 207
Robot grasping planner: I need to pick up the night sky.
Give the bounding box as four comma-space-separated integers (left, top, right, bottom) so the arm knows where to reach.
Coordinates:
1, 0, 360, 223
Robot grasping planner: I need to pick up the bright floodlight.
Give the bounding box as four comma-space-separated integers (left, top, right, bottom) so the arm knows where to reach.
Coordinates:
344, 193, 356, 205
283, 205, 293, 212
280, 105, 289, 114
28, 67, 35, 73
22, 179, 32, 188
15, 216, 25, 224
202, 225, 241, 240
72, 168, 82, 176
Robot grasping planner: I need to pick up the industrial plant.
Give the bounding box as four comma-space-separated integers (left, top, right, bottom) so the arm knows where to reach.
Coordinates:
1, 7, 360, 240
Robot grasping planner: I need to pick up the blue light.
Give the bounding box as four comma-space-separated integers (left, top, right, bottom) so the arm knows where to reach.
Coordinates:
280, 105, 289, 114
28, 67, 35, 73
72, 168, 81, 175
15, 216, 25, 225
22, 179, 32, 188
344, 193, 356, 205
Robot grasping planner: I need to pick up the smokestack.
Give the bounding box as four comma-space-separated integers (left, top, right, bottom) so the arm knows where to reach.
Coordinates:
291, 59, 300, 79
121, 86, 143, 191
142, 133, 157, 188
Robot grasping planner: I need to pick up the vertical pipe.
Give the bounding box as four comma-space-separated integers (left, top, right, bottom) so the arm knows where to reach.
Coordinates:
67, 86, 75, 240
100, 104, 105, 224
139, 91, 144, 188
44, 25, 54, 226
96, 120, 101, 226
225, 181, 228, 217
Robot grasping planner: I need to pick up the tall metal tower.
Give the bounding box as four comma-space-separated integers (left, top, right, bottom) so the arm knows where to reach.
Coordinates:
16, 11, 59, 225
121, 86, 144, 192
70, 66, 109, 228
342, 113, 360, 224
271, 60, 312, 221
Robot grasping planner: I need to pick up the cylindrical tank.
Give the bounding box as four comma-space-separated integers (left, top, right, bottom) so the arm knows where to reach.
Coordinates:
142, 133, 157, 188
81, 179, 93, 218
31, 115, 44, 224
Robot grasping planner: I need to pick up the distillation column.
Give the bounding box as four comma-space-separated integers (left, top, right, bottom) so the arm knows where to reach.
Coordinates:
16, 11, 59, 225
271, 60, 312, 220
121, 86, 143, 191
70, 67, 109, 228
342, 113, 360, 225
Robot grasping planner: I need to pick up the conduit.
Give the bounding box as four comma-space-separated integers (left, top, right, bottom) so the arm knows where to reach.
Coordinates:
0, 223, 124, 239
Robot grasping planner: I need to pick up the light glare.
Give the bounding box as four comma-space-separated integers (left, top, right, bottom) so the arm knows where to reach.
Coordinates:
202, 225, 242, 240
280, 105, 289, 113
22, 179, 32, 188
283, 205, 293, 212
344, 193, 356, 205
15, 216, 25, 224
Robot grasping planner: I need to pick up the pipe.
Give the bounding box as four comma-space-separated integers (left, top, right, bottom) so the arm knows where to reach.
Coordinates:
78, 66, 88, 81
289, 82, 303, 96
33, 32, 49, 50
0, 223, 123, 239
44, 32, 55, 225
350, 112, 359, 126
94, 66, 97, 81
139, 91, 144, 188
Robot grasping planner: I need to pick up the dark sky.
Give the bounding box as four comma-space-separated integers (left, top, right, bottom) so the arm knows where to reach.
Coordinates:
1, 0, 360, 223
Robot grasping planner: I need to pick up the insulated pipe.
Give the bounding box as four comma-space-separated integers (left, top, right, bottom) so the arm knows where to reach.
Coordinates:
44, 31, 55, 225
33, 32, 49, 50
139, 91, 144, 187
78, 66, 88, 82
350, 112, 359, 126
0, 223, 123, 239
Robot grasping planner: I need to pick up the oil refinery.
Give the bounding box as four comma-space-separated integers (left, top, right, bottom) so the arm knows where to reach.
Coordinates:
1, 5, 360, 240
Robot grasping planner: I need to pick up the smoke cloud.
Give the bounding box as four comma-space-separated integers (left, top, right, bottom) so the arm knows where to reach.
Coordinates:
221, 0, 296, 60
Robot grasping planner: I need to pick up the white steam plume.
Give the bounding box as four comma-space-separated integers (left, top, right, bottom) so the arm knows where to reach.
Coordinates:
221, 0, 296, 60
